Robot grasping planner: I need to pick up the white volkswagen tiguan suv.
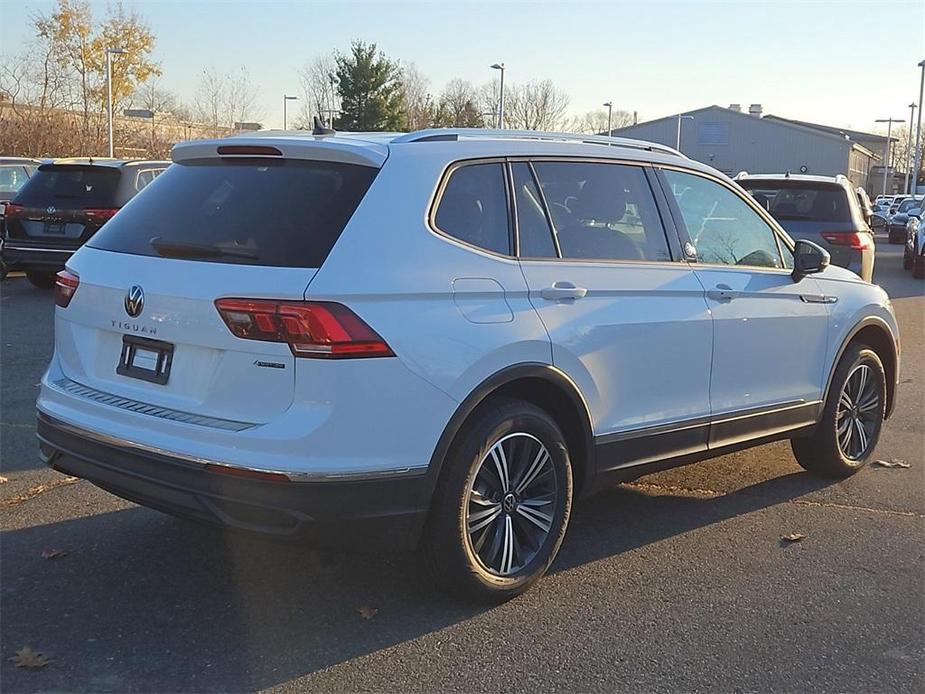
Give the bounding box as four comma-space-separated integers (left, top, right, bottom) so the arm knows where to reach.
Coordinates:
37, 128, 900, 600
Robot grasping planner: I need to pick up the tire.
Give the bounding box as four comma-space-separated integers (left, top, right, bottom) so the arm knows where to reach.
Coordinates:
791, 345, 885, 478
889, 229, 902, 244
904, 247, 913, 270
26, 271, 56, 289
914, 254, 925, 279
423, 398, 573, 601
0, 259, 7, 282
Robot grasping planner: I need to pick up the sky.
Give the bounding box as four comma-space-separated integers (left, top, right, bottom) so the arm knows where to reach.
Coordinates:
2, 0, 924, 133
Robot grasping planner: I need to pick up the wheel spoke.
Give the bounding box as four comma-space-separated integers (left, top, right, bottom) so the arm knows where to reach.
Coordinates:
499, 515, 515, 575
854, 366, 869, 402
857, 390, 880, 413
839, 418, 853, 452
839, 391, 854, 411
514, 445, 550, 495
469, 489, 495, 507
516, 504, 553, 533
854, 418, 868, 455
489, 443, 510, 492
468, 505, 502, 535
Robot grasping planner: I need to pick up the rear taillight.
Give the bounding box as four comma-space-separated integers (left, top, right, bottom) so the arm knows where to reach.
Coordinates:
820, 231, 873, 251
3, 202, 24, 218
54, 270, 79, 308
83, 208, 119, 222
214, 299, 394, 359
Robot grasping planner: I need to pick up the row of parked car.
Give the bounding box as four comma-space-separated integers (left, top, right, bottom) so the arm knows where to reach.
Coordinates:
871, 193, 924, 278
0, 156, 168, 286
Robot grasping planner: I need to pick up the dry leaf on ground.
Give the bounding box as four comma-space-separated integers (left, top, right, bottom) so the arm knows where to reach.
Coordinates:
0, 476, 8, 484
781, 533, 806, 543
355, 605, 379, 620
873, 459, 911, 469
41, 548, 69, 560
9, 646, 51, 669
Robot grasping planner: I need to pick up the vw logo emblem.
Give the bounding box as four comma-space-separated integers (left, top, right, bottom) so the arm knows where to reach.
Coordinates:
46, 205, 56, 216
124, 285, 144, 318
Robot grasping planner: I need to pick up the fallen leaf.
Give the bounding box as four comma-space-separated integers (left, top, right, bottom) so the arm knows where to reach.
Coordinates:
9, 646, 51, 668
41, 548, 68, 560
355, 605, 378, 620
0, 476, 7, 484
873, 459, 911, 469
781, 533, 805, 543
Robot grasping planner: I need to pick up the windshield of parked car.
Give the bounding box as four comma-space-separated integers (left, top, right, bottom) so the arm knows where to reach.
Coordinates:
0, 165, 32, 194
898, 198, 922, 213
13, 165, 120, 208
740, 181, 852, 222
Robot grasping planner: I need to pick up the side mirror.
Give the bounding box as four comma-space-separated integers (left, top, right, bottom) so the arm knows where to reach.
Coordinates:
791, 239, 830, 281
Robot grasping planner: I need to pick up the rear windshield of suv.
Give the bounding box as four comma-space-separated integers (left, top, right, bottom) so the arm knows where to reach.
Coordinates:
88, 158, 378, 268
14, 165, 120, 208
740, 181, 852, 223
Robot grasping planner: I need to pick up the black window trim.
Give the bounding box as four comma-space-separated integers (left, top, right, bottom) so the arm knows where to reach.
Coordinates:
511, 156, 681, 266
653, 164, 796, 274
507, 160, 561, 260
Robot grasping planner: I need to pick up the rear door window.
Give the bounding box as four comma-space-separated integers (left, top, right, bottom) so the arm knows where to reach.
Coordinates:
14, 165, 120, 208
433, 163, 511, 255
88, 159, 378, 268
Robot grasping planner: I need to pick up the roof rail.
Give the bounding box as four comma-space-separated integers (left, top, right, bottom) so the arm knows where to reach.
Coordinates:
734, 171, 749, 180
391, 128, 685, 157
834, 174, 850, 185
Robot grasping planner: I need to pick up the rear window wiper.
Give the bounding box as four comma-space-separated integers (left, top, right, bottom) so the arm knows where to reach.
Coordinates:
150, 237, 259, 260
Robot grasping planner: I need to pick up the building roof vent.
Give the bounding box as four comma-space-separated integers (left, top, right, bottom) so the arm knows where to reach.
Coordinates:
728, 103, 741, 112
748, 103, 763, 117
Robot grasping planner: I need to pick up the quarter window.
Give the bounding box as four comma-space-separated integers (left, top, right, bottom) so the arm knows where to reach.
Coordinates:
434, 163, 511, 255
531, 161, 671, 262
512, 163, 557, 258
663, 170, 787, 269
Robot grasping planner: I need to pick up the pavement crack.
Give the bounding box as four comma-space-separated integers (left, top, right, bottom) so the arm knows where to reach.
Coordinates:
0, 422, 35, 429
791, 498, 924, 518
0, 476, 79, 509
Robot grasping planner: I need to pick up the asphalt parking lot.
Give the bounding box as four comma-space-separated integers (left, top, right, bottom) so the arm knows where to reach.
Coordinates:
1, 239, 922, 693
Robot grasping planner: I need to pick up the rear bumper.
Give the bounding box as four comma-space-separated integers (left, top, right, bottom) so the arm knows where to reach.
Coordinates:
36, 412, 431, 549
1, 242, 74, 271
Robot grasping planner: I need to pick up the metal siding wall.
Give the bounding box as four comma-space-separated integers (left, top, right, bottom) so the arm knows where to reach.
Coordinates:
614, 108, 852, 178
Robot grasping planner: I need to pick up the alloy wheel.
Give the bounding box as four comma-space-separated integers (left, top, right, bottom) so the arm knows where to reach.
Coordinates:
836, 364, 880, 460
465, 432, 557, 576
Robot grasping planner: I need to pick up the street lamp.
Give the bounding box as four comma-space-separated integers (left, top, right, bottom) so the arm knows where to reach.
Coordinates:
106, 47, 125, 158
676, 113, 694, 151
603, 101, 613, 136
283, 95, 298, 130
912, 59, 925, 196
875, 117, 905, 196
905, 102, 917, 194
490, 63, 505, 129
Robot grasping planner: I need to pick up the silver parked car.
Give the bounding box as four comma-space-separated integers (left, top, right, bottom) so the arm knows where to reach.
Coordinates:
736, 173, 874, 282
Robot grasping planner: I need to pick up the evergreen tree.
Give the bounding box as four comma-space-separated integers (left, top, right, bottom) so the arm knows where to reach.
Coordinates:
334, 41, 404, 131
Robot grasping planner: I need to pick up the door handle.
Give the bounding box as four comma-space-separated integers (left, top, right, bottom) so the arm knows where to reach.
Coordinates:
706, 283, 737, 302
540, 282, 588, 301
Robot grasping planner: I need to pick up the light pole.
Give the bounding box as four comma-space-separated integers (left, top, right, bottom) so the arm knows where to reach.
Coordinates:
876, 117, 905, 196
603, 101, 613, 136
912, 59, 925, 196
106, 47, 125, 158
283, 95, 298, 130
490, 63, 505, 129
905, 102, 917, 194
676, 114, 694, 151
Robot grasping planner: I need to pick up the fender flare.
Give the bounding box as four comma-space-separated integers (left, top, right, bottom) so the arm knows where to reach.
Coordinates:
824, 316, 899, 418
423, 362, 595, 495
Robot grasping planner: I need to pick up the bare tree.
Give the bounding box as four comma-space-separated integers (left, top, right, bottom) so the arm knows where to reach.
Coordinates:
434, 78, 481, 127
297, 54, 338, 127
193, 66, 260, 133
505, 80, 570, 131
225, 66, 260, 126
570, 108, 634, 134
400, 62, 432, 131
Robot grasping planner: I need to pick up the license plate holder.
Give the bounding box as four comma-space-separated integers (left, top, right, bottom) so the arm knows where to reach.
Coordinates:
43, 222, 66, 235
117, 335, 174, 385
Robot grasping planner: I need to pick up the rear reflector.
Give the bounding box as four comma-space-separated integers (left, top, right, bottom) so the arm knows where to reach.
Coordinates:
820, 231, 873, 251
83, 207, 119, 222
215, 299, 394, 359
3, 202, 24, 218
217, 145, 283, 157
54, 270, 79, 308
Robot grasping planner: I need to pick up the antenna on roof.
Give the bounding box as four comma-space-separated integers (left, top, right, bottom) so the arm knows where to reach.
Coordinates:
313, 116, 335, 136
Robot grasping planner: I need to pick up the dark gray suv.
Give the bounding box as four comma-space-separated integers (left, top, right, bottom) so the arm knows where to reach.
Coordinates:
735, 173, 874, 282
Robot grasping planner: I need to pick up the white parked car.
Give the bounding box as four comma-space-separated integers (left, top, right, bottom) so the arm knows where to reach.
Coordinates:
903, 208, 924, 278
36, 128, 900, 599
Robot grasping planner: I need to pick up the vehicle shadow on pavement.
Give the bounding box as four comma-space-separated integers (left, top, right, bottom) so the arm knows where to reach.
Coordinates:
0, 471, 835, 692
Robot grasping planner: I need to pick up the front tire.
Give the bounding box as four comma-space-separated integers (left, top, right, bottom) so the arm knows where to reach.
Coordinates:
423, 399, 572, 601
914, 254, 925, 279
791, 345, 885, 478
888, 229, 903, 244
903, 247, 912, 270
26, 270, 56, 289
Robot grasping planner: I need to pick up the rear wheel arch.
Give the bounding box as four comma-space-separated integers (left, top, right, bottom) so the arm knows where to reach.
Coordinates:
828, 318, 898, 419
425, 364, 594, 499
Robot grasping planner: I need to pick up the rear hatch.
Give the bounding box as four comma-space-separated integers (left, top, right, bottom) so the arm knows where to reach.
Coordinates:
741, 180, 870, 265
5, 164, 121, 249
56, 152, 379, 424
